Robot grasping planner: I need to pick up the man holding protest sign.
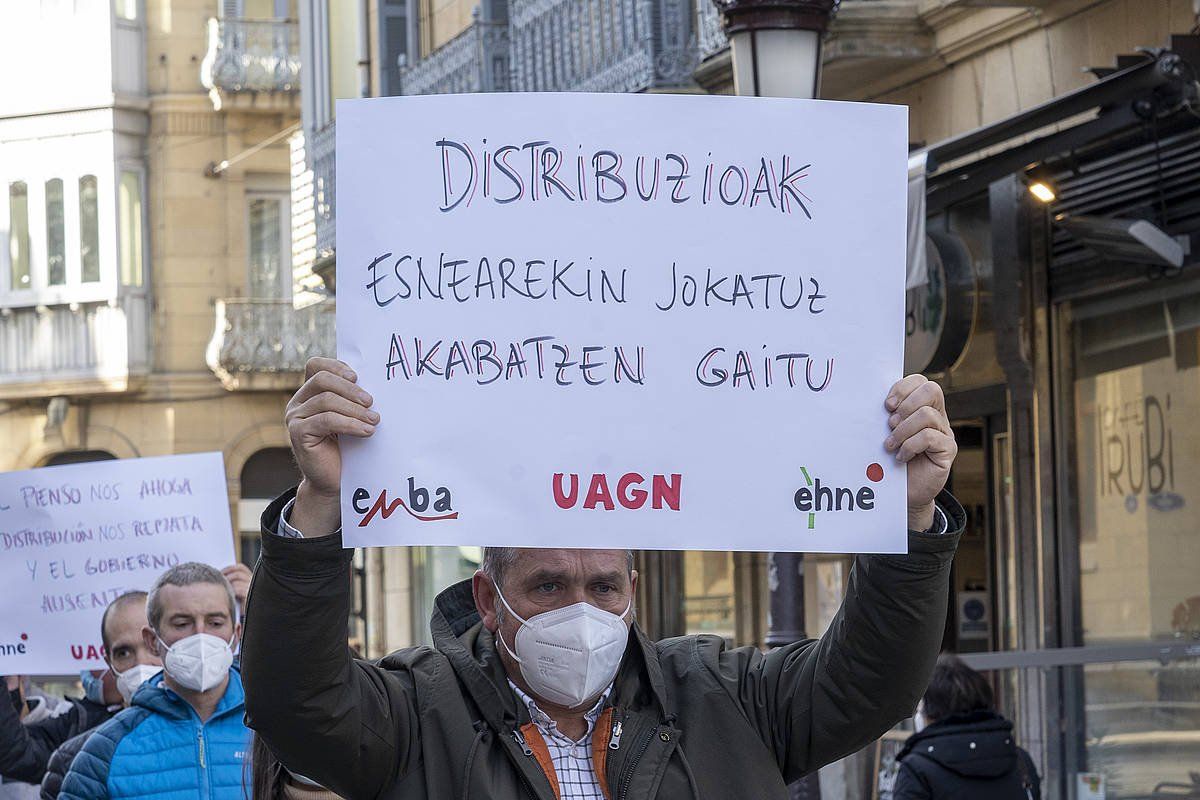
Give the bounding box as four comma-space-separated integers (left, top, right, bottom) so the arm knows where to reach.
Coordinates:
241, 357, 962, 800
37, 591, 162, 800
59, 564, 250, 800
1, 590, 161, 795
0, 560, 251, 800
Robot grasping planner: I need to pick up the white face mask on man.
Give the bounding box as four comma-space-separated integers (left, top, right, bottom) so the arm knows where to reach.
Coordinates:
112, 663, 162, 705
494, 587, 631, 709
157, 632, 235, 693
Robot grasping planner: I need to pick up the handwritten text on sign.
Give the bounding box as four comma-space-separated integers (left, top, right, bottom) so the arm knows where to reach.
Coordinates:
0, 453, 235, 673
338, 93, 908, 553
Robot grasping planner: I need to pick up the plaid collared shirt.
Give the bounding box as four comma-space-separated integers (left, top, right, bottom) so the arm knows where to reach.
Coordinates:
509, 681, 612, 800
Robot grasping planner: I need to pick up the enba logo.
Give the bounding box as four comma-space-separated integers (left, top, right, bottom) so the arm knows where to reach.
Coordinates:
794, 463, 884, 529
353, 478, 458, 527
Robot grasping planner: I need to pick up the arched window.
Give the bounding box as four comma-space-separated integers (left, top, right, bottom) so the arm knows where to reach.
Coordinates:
42, 450, 118, 467
239, 447, 301, 564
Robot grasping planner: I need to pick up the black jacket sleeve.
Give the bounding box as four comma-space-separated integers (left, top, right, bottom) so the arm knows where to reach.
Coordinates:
0, 695, 89, 784
706, 490, 964, 781
1018, 748, 1042, 800
241, 490, 421, 800
891, 759, 930, 800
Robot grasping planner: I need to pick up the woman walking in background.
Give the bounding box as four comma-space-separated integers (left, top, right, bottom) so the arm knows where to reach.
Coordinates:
894, 654, 1041, 800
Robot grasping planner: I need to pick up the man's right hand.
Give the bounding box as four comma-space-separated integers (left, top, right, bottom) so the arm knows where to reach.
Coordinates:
286, 357, 378, 536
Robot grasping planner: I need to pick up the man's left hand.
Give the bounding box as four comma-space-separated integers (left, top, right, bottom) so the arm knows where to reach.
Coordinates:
223, 563, 253, 611
884, 375, 957, 531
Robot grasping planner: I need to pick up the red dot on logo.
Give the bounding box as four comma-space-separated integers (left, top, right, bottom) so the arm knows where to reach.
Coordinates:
20, 633, 27, 640
866, 463, 884, 483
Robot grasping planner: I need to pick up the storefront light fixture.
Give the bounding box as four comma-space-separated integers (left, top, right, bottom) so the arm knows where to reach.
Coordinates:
1028, 181, 1057, 204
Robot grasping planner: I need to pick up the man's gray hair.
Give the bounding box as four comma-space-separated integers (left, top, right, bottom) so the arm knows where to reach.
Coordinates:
480, 547, 635, 589
146, 562, 237, 631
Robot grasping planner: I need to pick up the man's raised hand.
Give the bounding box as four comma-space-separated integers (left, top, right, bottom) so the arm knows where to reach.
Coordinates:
285, 357, 378, 535
883, 375, 957, 531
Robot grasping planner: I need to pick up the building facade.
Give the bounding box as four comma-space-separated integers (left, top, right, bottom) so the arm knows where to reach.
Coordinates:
0, 0, 314, 619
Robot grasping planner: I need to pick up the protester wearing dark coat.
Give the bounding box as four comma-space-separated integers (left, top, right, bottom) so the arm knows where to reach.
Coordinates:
243, 487, 966, 800
0, 694, 111, 786
894, 655, 1040, 800
894, 710, 1040, 800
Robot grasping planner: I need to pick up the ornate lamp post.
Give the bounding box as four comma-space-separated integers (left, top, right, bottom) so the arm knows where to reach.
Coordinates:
713, 1, 838, 797
717, 0, 837, 98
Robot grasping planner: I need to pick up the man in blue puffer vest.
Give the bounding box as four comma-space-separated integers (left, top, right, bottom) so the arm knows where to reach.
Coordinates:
59, 563, 250, 800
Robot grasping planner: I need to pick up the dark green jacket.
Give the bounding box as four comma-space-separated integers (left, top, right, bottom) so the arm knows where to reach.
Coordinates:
242, 489, 963, 800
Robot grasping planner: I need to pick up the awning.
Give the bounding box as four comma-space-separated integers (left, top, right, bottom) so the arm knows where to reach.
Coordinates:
904, 35, 1200, 286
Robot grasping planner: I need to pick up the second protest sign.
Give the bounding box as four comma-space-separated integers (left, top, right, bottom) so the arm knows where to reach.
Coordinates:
337, 92, 908, 553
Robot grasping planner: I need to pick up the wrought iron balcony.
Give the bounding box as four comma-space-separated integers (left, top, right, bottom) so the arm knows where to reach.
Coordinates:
201, 17, 300, 100
509, 0, 697, 92
206, 299, 335, 391
0, 295, 150, 399
401, 17, 511, 95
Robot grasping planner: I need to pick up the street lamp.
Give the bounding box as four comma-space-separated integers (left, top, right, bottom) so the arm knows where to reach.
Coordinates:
714, 0, 838, 650
717, 0, 838, 99
713, 2, 838, 797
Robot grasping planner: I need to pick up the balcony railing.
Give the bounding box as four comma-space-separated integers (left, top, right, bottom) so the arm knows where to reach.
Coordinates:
401, 17, 511, 95
206, 299, 335, 390
696, 0, 727, 61
509, 0, 697, 92
201, 17, 300, 95
311, 122, 336, 261
0, 295, 150, 399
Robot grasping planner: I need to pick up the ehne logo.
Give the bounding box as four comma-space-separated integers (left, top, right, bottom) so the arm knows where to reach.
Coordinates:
794, 463, 884, 529
0, 632, 28, 657
353, 478, 459, 527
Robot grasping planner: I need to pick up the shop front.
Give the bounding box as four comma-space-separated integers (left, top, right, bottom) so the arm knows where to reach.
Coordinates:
905, 37, 1200, 799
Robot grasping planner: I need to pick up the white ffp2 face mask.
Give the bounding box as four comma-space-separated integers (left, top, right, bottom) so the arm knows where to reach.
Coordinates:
495, 588, 631, 709
157, 632, 234, 693
112, 663, 162, 705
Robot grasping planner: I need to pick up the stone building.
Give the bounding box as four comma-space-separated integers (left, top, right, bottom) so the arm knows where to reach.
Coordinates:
0, 0, 315, 599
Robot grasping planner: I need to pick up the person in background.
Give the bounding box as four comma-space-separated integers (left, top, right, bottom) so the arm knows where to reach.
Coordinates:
1, 561, 251, 799
246, 735, 342, 800
894, 654, 1041, 800
1, 671, 109, 794
39, 592, 162, 800
58, 563, 251, 800
1, 678, 69, 800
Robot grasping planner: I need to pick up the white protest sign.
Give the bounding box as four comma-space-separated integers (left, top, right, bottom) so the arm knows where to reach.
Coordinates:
0, 452, 236, 673
337, 93, 907, 553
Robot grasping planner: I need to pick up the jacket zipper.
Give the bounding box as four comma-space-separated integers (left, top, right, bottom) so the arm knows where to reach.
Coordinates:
616, 723, 655, 800
511, 728, 534, 756
197, 729, 206, 768
508, 728, 540, 799
609, 720, 623, 750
